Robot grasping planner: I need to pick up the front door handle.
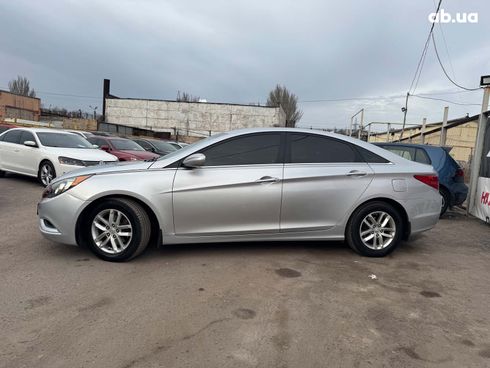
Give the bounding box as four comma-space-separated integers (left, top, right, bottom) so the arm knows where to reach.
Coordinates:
255, 176, 281, 184
346, 170, 367, 177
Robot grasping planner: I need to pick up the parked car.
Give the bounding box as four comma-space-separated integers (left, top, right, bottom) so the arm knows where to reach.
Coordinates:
67, 130, 94, 139
0, 128, 118, 186
374, 143, 467, 215
0, 124, 17, 134
87, 136, 160, 161
38, 128, 441, 262
169, 142, 189, 149
131, 137, 178, 156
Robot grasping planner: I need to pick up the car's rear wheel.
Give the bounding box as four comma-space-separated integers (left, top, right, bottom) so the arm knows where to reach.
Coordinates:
85, 198, 151, 262
38, 161, 56, 187
346, 201, 403, 257
440, 188, 450, 216
0, 170, 5, 178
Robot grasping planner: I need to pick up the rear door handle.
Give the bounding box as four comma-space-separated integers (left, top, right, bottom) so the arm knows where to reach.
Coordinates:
346, 170, 367, 177
255, 176, 281, 184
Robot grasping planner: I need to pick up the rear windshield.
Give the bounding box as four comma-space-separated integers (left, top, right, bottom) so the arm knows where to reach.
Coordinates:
37, 132, 93, 148
111, 139, 145, 151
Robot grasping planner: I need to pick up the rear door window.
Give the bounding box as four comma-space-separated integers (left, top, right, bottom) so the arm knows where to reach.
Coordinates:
415, 149, 431, 164
288, 133, 361, 163
380, 146, 416, 161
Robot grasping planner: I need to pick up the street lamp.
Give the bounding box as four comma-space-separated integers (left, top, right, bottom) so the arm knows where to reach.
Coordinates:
89, 105, 98, 120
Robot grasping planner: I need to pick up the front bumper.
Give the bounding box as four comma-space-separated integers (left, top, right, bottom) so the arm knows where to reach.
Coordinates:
38, 192, 90, 246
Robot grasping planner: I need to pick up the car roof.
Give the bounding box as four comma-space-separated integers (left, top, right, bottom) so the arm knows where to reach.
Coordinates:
5, 127, 78, 134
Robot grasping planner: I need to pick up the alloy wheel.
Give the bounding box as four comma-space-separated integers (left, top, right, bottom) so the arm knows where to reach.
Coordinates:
359, 211, 396, 250
40, 164, 54, 186
91, 209, 133, 254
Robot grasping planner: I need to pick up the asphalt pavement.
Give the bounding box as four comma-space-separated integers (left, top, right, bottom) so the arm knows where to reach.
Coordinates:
1, 173, 489, 368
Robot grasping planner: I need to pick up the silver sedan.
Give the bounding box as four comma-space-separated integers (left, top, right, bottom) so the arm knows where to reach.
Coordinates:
37, 128, 441, 262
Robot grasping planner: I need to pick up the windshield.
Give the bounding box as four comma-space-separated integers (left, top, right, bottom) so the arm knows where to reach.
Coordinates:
152, 140, 178, 152
111, 139, 145, 151
37, 132, 93, 148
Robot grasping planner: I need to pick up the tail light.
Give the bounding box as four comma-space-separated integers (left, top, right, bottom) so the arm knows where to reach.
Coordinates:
455, 168, 464, 179
414, 174, 439, 190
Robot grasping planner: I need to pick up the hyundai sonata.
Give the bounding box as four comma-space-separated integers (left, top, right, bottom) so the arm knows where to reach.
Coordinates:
37, 128, 441, 261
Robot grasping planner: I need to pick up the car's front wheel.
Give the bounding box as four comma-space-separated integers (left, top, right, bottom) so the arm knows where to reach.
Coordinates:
38, 161, 56, 187
85, 198, 151, 262
346, 201, 403, 257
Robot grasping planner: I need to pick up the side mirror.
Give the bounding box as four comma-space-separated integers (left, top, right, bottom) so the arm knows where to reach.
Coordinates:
92, 144, 99, 149
183, 153, 206, 168
24, 140, 37, 148
150, 147, 156, 153
100, 145, 110, 152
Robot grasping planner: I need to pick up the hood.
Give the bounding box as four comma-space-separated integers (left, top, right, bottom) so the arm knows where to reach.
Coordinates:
43, 147, 118, 161
121, 150, 160, 160
52, 160, 153, 183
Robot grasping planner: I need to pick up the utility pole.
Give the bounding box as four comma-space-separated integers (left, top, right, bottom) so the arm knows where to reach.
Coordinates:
399, 92, 409, 140
468, 83, 490, 215
439, 106, 449, 146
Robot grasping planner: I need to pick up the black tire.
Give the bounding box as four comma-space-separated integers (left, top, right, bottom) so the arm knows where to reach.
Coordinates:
84, 198, 151, 262
38, 160, 56, 187
439, 188, 450, 216
0, 170, 5, 178
346, 201, 403, 257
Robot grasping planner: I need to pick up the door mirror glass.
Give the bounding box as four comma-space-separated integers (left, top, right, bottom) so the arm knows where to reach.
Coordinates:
23, 140, 37, 147
183, 153, 206, 168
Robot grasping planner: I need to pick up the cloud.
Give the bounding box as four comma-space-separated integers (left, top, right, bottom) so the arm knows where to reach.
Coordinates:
0, 0, 488, 129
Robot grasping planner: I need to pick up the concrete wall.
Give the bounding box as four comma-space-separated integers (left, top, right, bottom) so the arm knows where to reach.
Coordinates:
105, 98, 286, 136
0, 91, 41, 121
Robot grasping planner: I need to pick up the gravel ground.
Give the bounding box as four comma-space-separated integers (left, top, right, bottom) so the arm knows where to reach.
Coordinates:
1, 173, 489, 368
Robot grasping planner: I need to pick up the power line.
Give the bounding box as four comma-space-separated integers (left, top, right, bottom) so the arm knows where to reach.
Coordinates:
411, 94, 480, 106
431, 32, 481, 91
408, 0, 442, 95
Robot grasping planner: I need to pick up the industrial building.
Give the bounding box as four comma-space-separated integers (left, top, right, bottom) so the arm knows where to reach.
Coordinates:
0, 90, 40, 121
101, 80, 286, 140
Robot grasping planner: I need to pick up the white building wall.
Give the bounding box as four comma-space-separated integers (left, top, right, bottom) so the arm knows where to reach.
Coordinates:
105, 98, 286, 136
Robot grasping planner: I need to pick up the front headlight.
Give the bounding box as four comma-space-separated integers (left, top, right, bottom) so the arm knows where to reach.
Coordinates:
42, 175, 92, 199
58, 156, 85, 166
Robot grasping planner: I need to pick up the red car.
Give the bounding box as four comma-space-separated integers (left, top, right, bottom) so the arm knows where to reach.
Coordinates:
0, 124, 17, 134
87, 136, 160, 161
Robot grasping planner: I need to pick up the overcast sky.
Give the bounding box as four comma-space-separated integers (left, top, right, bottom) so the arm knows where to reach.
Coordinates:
1, 0, 489, 131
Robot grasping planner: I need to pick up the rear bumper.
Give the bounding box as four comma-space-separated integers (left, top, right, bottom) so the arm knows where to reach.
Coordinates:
401, 194, 441, 236
38, 193, 90, 246
450, 183, 468, 206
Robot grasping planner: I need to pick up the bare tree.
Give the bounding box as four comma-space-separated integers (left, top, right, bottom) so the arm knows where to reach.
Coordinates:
176, 91, 200, 102
8, 76, 36, 97
266, 85, 303, 127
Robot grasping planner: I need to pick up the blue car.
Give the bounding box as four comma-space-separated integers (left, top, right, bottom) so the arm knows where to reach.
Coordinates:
374, 143, 467, 215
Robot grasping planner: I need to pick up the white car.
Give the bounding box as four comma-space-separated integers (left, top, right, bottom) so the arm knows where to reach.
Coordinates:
0, 128, 118, 186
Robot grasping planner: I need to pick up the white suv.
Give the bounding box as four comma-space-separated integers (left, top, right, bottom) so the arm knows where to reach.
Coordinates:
0, 128, 118, 186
